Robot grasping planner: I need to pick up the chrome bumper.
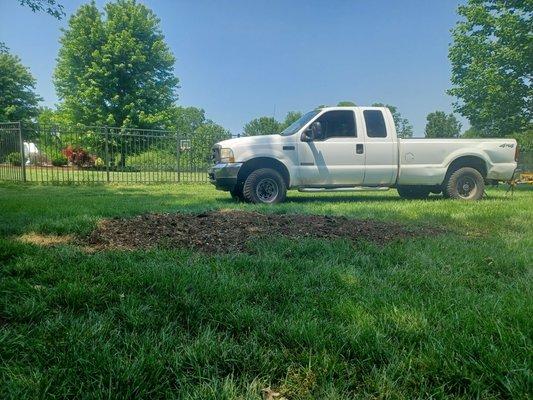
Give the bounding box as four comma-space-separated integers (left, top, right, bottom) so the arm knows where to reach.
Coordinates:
208, 163, 243, 191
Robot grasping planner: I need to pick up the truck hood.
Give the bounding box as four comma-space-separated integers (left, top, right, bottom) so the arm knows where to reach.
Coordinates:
214, 134, 293, 163
216, 134, 285, 148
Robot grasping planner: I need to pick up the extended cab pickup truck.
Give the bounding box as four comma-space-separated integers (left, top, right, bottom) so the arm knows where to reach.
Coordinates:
209, 106, 518, 204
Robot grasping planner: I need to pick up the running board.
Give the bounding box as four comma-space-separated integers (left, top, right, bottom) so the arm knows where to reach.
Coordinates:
298, 187, 390, 192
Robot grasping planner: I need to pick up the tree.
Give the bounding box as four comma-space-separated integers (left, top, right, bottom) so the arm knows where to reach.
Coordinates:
280, 111, 302, 131
372, 103, 413, 138
18, 0, 65, 19
0, 45, 42, 123
243, 117, 280, 136
337, 101, 356, 106
424, 111, 462, 138
54, 0, 178, 129
146, 106, 207, 135
37, 106, 71, 126
448, 0, 531, 137
190, 124, 231, 165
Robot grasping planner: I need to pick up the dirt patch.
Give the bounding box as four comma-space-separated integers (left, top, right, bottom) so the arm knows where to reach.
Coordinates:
18, 233, 74, 246
85, 210, 442, 253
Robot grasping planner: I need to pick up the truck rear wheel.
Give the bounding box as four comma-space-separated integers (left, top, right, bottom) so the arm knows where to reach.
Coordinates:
444, 167, 484, 200
243, 168, 287, 204
397, 186, 431, 200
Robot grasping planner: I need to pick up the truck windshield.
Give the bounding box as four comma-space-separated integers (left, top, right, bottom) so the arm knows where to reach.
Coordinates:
280, 110, 319, 136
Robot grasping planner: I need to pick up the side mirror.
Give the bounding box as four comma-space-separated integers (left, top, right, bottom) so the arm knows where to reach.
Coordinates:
311, 121, 323, 140
301, 128, 313, 142
300, 121, 322, 142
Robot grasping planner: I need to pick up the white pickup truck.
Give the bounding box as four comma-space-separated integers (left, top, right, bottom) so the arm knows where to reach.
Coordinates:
209, 106, 518, 203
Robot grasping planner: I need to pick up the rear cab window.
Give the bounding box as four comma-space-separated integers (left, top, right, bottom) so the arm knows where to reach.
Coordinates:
364, 110, 387, 138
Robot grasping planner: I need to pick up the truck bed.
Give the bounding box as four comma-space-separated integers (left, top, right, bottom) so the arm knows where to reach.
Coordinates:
397, 138, 517, 185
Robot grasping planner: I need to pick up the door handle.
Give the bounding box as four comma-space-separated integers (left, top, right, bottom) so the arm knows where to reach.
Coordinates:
356, 144, 364, 154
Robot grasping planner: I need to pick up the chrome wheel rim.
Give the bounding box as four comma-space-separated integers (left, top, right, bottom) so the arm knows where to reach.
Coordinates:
457, 175, 476, 199
256, 178, 278, 203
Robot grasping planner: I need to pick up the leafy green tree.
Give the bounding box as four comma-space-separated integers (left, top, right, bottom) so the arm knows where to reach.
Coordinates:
0, 45, 42, 123
145, 106, 207, 135
337, 101, 356, 106
37, 106, 70, 126
461, 127, 483, 138
372, 103, 413, 138
18, 0, 65, 19
174, 107, 207, 135
511, 130, 533, 152
280, 111, 302, 131
424, 111, 462, 138
129, 105, 230, 166
54, 0, 178, 129
190, 124, 231, 165
448, 0, 531, 136
243, 117, 280, 136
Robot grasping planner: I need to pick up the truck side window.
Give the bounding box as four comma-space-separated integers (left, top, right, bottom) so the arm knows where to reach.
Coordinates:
364, 110, 387, 138
316, 110, 356, 139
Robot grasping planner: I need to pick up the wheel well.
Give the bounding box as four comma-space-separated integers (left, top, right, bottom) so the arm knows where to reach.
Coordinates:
445, 156, 487, 180
237, 157, 290, 187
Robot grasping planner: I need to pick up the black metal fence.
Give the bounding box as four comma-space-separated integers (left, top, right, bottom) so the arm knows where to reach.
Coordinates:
0, 122, 230, 184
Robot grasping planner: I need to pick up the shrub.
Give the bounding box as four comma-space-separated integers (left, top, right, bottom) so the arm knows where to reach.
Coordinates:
510, 130, 533, 152
62, 145, 94, 167
6, 152, 22, 166
52, 154, 68, 167
127, 149, 177, 171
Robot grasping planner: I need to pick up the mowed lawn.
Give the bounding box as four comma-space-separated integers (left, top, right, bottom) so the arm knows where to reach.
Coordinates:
0, 183, 531, 399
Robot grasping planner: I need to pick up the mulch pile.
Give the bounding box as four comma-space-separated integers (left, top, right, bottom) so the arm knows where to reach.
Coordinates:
86, 210, 441, 253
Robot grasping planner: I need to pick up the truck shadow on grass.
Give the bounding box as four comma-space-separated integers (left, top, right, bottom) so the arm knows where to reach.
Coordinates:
216, 193, 445, 204
285, 194, 445, 203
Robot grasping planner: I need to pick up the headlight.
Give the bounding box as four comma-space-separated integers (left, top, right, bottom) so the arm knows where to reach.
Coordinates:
220, 148, 235, 163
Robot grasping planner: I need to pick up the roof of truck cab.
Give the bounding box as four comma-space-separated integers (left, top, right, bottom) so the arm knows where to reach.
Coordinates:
318, 106, 388, 111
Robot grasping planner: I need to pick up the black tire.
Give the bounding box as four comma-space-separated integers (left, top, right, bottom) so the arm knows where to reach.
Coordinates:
444, 167, 485, 200
242, 168, 287, 204
397, 185, 431, 200
230, 183, 245, 202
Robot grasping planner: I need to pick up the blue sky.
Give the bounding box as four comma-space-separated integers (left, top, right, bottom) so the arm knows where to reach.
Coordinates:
0, 0, 467, 136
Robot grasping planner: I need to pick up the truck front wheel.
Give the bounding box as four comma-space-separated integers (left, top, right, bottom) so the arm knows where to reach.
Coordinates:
243, 168, 287, 204
444, 167, 485, 200
397, 186, 431, 200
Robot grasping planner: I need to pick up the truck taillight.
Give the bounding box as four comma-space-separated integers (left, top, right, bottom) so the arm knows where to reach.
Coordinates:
515, 145, 520, 162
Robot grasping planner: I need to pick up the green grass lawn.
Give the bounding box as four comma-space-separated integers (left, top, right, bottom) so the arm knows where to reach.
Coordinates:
0, 183, 531, 399
0, 165, 209, 184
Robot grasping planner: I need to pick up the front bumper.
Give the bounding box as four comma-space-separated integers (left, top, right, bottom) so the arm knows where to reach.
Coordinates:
208, 163, 243, 191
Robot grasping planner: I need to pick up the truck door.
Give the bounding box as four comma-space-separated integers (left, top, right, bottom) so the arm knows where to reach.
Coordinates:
297, 109, 365, 186
360, 108, 397, 186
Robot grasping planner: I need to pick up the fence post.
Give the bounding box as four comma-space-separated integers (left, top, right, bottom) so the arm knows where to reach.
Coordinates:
17, 121, 26, 182
104, 126, 110, 183
176, 132, 181, 183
